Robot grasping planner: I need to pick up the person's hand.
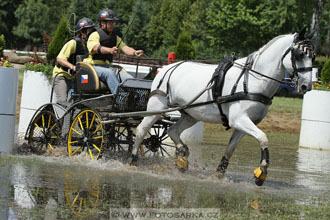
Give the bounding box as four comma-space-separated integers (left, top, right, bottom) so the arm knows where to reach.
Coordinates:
110, 46, 118, 54
134, 50, 144, 57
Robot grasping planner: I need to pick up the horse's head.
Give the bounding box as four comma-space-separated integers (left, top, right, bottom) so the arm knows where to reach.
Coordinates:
282, 27, 315, 94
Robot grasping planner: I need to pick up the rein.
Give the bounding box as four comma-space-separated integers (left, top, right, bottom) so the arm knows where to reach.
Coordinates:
232, 61, 288, 85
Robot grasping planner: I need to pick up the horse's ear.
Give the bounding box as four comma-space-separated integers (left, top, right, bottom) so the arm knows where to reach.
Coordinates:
306, 29, 316, 39
299, 26, 307, 38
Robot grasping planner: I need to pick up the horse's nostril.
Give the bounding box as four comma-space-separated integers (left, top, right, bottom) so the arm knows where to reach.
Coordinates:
301, 85, 307, 92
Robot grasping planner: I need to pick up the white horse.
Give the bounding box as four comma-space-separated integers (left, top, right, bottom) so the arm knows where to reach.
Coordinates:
132, 27, 315, 186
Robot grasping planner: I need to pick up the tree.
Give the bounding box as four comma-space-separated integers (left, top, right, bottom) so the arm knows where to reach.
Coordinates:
0, 0, 23, 48
146, 0, 192, 58
321, 58, 330, 83
123, 0, 153, 53
47, 16, 72, 64
175, 30, 195, 60
206, 0, 298, 56
183, 0, 214, 59
311, 0, 326, 52
13, 0, 70, 48
67, 0, 104, 27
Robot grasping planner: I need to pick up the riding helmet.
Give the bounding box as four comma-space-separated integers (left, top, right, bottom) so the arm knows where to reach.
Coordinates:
98, 8, 118, 21
76, 17, 95, 30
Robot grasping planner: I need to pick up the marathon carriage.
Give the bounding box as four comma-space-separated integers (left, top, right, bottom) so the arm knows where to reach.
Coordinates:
24, 27, 315, 187
24, 57, 177, 160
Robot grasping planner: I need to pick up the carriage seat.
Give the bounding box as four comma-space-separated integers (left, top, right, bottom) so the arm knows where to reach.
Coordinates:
75, 62, 108, 92
75, 62, 132, 93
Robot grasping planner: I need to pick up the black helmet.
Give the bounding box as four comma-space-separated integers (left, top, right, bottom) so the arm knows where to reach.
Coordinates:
76, 17, 94, 31
98, 8, 118, 21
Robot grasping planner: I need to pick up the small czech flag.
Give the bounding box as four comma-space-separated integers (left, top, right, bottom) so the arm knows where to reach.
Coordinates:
79, 23, 85, 28
81, 75, 88, 84
100, 13, 107, 18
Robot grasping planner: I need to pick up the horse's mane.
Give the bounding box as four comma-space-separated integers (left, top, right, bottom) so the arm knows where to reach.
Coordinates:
257, 34, 288, 55
252, 34, 293, 66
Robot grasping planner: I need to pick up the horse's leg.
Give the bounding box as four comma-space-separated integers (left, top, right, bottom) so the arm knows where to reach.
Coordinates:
131, 96, 167, 165
231, 116, 270, 186
215, 129, 245, 177
167, 111, 197, 171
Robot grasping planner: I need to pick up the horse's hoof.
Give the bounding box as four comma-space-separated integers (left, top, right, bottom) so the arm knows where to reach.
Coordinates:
128, 155, 138, 167
253, 167, 267, 186
211, 171, 224, 180
176, 157, 188, 172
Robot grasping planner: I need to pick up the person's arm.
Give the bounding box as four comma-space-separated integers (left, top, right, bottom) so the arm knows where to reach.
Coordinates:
56, 58, 76, 71
56, 40, 76, 71
91, 44, 118, 55
121, 45, 144, 57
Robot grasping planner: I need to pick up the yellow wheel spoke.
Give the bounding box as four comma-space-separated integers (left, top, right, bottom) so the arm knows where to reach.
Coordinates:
34, 123, 43, 132
92, 144, 100, 152
48, 143, 54, 150
78, 117, 84, 131
49, 123, 56, 132
93, 124, 101, 134
86, 112, 89, 129
89, 114, 96, 129
50, 136, 58, 139
71, 194, 79, 207
69, 141, 79, 144
83, 199, 87, 211
89, 149, 94, 160
42, 115, 45, 127
70, 147, 82, 156
47, 115, 51, 128
78, 199, 83, 213
92, 136, 103, 140
72, 128, 82, 136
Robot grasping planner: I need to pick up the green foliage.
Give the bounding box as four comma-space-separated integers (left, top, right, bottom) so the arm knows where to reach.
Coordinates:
23, 63, 54, 80
67, 0, 104, 27
0, 34, 5, 57
47, 16, 72, 64
206, 0, 298, 56
14, 0, 50, 44
146, 0, 192, 57
321, 58, 330, 84
175, 30, 195, 60
0, 57, 14, 68
313, 56, 328, 70
123, 0, 152, 53
0, 0, 22, 48
1, 0, 330, 59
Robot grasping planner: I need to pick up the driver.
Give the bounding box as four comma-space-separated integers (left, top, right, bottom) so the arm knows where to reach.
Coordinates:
53, 17, 95, 107
84, 8, 144, 94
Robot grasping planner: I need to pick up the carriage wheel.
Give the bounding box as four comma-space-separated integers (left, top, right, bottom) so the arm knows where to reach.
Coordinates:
64, 175, 99, 218
67, 109, 104, 160
140, 123, 176, 158
109, 124, 134, 153
28, 110, 62, 153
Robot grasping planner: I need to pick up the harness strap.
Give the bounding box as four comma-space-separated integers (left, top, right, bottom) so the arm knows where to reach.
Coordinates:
149, 89, 167, 98
210, 56, 235, 129
216, 92, 272, 106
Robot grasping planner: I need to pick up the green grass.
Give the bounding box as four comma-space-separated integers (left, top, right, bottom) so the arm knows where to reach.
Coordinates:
269, 96, 303, 114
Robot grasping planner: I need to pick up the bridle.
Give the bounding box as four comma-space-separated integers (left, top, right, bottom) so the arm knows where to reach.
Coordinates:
233, 38, 315, 85
281, 39, 315, 79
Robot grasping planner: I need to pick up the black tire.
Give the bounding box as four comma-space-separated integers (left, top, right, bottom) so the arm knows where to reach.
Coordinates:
28, 110, 62, 154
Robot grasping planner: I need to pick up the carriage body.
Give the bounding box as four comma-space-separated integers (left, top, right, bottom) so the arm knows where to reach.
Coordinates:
24, 61, 177, 160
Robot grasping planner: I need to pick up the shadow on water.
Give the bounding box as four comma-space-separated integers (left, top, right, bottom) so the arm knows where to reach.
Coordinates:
1, 135, 330, 219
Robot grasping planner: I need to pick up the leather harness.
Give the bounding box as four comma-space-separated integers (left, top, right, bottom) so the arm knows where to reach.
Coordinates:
150, 57, 273, 130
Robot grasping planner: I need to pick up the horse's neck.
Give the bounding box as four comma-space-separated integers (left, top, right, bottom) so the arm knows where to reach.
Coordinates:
248, 35, 294, 96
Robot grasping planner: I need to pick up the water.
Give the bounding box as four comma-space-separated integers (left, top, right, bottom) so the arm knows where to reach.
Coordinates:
1, 134, 330, 219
